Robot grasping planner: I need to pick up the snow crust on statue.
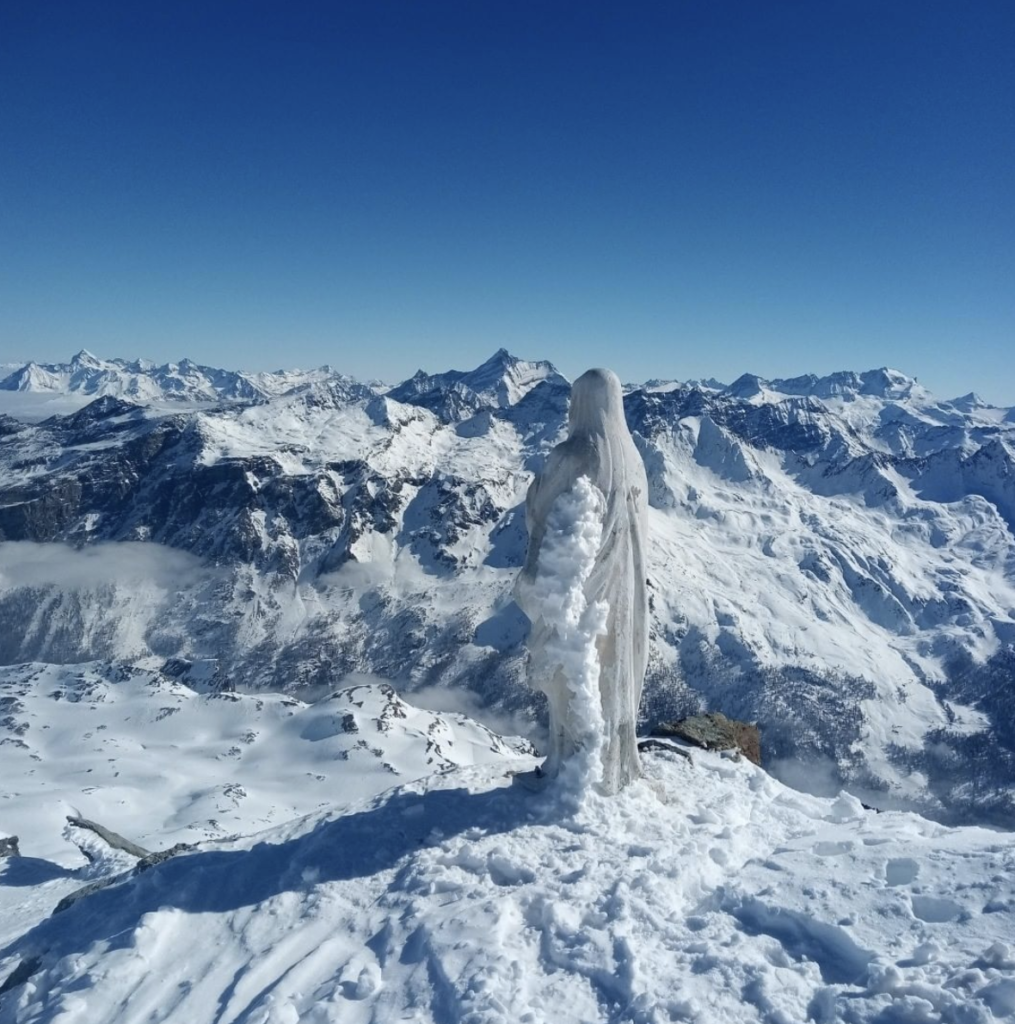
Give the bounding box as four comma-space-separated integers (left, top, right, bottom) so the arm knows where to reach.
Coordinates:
515, 367, 649, 795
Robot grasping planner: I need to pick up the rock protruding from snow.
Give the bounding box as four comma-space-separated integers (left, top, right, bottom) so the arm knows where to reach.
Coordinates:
654, 712, 762, 765
65, 815, 152, 861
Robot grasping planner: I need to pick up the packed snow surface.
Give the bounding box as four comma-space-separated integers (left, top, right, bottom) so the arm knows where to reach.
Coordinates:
2, 725, 1014, 1024
0, 667, 533, 951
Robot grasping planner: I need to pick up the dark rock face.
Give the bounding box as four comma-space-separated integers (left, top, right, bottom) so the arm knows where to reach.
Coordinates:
625, 388, 831, 455
0, 414, 25, 437
0, 835, 19, 858
65, 815, 152, 860
53, 842, 197, 915
654, 712, 762, 766
0, 956, 40, 998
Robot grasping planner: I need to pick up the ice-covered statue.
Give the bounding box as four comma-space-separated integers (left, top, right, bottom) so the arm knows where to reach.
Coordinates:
514, 368, 649, 796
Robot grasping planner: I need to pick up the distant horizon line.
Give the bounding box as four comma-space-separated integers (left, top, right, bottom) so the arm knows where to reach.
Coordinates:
1, 346, 1006, 407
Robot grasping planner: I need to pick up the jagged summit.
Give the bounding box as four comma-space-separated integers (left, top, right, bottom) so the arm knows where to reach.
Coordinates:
949, 391, 989, 411
717, 367, 922, 403
478, 345, 513, 365
387, 348, 567, 419
70, 348, 103, 368
724, 372, 768, 399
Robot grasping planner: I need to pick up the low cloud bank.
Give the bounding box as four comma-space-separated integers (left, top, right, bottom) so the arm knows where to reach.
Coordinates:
0, 541, 213, 591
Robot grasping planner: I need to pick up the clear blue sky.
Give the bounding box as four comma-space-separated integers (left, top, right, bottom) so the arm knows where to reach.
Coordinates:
2, 2, 1013, 401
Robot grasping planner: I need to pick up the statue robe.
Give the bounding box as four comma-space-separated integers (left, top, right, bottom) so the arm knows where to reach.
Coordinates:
515, 367, 649, 794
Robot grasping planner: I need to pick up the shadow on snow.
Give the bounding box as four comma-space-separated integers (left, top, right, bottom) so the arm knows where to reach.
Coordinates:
1, 774, 535, 976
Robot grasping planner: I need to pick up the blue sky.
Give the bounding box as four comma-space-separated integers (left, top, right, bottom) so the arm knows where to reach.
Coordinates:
2, 2, 1013, 401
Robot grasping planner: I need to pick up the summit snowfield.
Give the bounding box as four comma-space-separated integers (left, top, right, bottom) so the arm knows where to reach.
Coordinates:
1, 350, 1014, 824
3, 728, 1015, 1024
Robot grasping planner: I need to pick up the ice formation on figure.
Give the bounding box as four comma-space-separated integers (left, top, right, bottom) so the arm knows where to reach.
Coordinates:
517, 476, 609, 805
515, 367, 650, 795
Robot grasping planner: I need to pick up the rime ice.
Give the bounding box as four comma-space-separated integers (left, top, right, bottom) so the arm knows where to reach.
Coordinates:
515, 368, 649, 794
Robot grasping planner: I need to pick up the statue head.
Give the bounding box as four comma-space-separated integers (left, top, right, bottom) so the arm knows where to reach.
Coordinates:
568, 367, 625, 435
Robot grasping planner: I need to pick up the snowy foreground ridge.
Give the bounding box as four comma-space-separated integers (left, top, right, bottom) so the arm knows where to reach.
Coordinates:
3, 736, 1015, 1024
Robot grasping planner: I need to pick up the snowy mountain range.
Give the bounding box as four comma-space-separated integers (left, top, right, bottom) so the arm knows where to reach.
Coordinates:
1, 349, 1014, 825
0, 349, 361, 404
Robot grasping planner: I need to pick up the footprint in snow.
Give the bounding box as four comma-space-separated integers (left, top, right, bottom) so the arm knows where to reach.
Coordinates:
884, 858, 920, 886
486, 853, 536, 887
814, 841, 854, 857
910, 895, 965, 923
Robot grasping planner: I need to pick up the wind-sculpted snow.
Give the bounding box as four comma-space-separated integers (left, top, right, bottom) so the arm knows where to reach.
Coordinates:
2, 738, 1014, 1024
520, 476, 609, 805
1, 351, 1014, 822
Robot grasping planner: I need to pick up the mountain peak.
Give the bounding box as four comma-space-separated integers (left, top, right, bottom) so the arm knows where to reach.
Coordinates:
857, 367, 917, 398
725, 373, 765, 399
387, 350, 564, 419
950, 391, 988, 411
484, 347, 515, 365
71, 348, 103, 368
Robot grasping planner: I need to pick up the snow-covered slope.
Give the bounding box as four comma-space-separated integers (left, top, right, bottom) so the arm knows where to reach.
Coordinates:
0, 665, 533, 862
1, 352, 1014, 823
2, 734, 1013, 1024
0, 666, 535, 954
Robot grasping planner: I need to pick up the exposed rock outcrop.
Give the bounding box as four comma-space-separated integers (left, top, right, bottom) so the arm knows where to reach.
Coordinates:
653, 712, 761, 766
